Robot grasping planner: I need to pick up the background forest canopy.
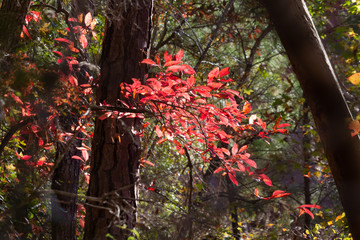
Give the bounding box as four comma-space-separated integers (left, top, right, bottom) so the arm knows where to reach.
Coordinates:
0, 0, 360, 239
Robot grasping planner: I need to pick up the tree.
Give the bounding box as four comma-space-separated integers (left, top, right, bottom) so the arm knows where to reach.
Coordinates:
50, 1, 95, 240
260, 0, 360, 238
84, 1, 153, 239
0, 0, 31, 53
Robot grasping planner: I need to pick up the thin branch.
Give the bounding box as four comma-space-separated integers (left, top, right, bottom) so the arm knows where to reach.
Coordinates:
237, 24, 273, 88
0, 118, 32, 157
194, 0, 236, 71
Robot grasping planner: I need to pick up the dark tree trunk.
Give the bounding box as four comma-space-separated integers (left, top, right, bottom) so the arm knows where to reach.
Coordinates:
0, 0, 31, 53
51, 116, 82, 240
84, 1, 152, 239
51, 1, 94, 239
260, 0, 360, 238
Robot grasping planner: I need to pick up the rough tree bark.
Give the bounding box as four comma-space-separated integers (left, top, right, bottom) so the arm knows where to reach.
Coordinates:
84, 1, 152, 239
0, 0, 31, 53
50, 2, 95, 239
260, 0, 360, 238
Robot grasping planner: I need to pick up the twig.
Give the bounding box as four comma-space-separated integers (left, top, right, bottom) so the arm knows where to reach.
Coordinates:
194, 0, 236, 71
0, 118, 32, 157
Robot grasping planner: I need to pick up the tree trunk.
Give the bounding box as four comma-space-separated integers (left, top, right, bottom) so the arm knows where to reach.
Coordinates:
51, 1, 95, 239
84, 1, 152, 239
260, 0, 360, 238
51, 117, 82, 240
0, 0, 31, 53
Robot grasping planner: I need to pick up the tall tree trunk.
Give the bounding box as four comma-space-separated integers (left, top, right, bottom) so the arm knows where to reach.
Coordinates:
260, 0, 360, 238
0, 0, 31, 53
51, 118, 82, 240
84, 1, 152, 239
51, 1, 94, 239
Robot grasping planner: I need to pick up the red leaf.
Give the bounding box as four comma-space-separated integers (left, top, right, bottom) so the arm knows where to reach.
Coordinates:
55, 38, 73, 44
72, 155, 84, 162
214, 167, 224, 174
82, 150, 89, 162
231, 143, 238, 156
37, 157, 46, 166
273, 115, 282, 129
219, 67, 230, 78
242, 157, 257, 168
276, 129, 288, 134
79, 34, 88, 48
157, 138, 167, 144
146, 187, 156, 192
277, 123, 290, 128
141, 159, 155, 166
239, 145, 248, 153
52, 51, 63, 57
237, 161, 245, 172
228, 172, 238, 185
164, 60, 183, 67
154, 125, 163, 138
298, 207, 315, 219
208, 67, 219, 79
164, 51, 172, 62
183, 65, 196, 75
141, 59, 157, 66
21, 155, 32, 160
38, 138, 44, 146
267, 190, 291, 199
258, 174, 273, 186
175, 49, 184, 61
68, 18, 78, 22
298, 204, 321, 209
222, 148, 230, 156
254, 188, 259, 197
84, 173, 90, 184
98, 112, 111, 120
194, 86, 212, 98
22, 25, 31, 39
10, 92, 23, 105
224, 89, 240, 97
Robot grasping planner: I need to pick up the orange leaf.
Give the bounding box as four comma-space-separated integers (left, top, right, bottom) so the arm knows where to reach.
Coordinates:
84, 12, 92, 27
349, 120, 360, 137
348, 72, 360, 85
242, 101, 251, 114
141, 159, 155, 166
254, 188, 259, 197
79, 34, 88, 48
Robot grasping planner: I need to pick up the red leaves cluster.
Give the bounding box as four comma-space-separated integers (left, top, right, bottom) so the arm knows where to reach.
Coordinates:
118, 50, 290, 187
297, 204, 321, 219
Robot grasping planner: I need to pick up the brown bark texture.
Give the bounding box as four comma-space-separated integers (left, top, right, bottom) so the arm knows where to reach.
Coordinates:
0, 0, 31, 52
51, 116, 82, 240
51, 1, 95, 239
84, 1, 152, 239
260, 0, 360, 238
